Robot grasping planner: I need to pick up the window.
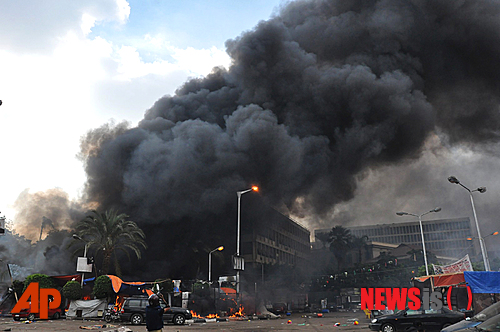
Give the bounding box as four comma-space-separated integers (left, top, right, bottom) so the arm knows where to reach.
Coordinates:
127, 299, 142, 308
424, 309, 441, 314
406, 310, 423, 315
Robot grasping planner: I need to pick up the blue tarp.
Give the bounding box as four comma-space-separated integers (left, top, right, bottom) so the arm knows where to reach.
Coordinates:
464, 271, 500, 293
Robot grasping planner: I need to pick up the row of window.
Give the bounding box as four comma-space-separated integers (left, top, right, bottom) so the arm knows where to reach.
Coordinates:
350, 220, 470, 237
267, 217, 310, 241
255, 242, 297, 265
368, 229, 472, 245
257, 229, 310, 253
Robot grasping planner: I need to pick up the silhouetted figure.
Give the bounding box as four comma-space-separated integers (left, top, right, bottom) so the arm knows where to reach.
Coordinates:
145, 294, 167, 332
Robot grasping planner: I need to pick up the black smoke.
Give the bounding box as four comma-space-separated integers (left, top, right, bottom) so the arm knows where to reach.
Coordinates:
79, 0, 500, 278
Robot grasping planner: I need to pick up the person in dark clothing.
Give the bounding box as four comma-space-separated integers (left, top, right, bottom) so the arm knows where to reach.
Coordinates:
146, 294, 167, 332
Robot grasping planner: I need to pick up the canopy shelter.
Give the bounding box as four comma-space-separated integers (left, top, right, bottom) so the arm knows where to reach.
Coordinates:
413, 271, 500, 314
66, 299, 107, 318
413, 272, 466, 288
106, 275, 150, 296
414, 271, 500, 292
51, 274, 82, 287
464, 271, 500, 294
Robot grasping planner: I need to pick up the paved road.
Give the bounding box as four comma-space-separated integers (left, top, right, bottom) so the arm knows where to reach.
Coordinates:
0, 310, 371, 331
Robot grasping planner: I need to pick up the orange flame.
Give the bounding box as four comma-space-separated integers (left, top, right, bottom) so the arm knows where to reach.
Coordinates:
206, 313, 220, 318
115, 296, 124, 311
190, 310, 220, 319
228, 305, 245, 318
190, 310, 203, 318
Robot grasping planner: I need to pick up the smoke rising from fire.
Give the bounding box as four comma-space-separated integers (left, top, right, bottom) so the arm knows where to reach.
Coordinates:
83, 0, 500, 223
12, 189, 85, 241
5, 0, 500, 279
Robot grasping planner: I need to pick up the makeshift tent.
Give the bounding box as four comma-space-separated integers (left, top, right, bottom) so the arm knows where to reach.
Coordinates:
220, 287, 237, 298
413, 272, 466, 288
51, 274, 82, 287
464, 272, 500, 294
107, 275, 149, 296
66, 299, 107, 318
413, 272, 500, 313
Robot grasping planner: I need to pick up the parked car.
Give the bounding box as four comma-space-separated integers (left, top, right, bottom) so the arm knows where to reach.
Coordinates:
119, 296, 192, 325
269, 303, 287, 315
369, 308, 466, 332
12, 305, 63, 321
442, 302, 500, 332
474, 313, 500, 332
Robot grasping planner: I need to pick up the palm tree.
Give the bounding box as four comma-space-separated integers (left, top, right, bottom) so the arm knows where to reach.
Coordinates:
74, 209, 147, 275
351, 235, 369, 264
327, 226, 354, 271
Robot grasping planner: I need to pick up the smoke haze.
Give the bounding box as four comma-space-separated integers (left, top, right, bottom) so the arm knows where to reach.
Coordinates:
84, 0, 500, 221
4, 0, 500, 278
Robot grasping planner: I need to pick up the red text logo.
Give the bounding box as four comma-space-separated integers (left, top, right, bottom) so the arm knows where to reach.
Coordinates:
361, 287, 472, 311
11, 282, 61, 319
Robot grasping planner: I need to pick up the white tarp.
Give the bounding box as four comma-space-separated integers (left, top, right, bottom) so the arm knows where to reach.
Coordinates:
66, 299, 107, 318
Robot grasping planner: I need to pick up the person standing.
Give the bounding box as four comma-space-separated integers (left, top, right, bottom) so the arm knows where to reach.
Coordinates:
145, 294, 166, 332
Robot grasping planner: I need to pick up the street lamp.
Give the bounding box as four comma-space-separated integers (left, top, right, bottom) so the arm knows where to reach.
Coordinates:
396, 207, 441, 276
73, 234, 88, 287
467, 231, 499, 241
448, 176, 490, 271
208, 246, 224, 283
236, 186, 258, 307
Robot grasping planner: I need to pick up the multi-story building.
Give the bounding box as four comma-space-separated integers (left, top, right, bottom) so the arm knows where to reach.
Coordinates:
315, 217, 474, 259
240, 195, 311, 268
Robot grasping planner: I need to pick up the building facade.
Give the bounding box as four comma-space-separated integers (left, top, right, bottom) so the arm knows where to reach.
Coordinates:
240, 195, 311, 268
315, 217, 474, 259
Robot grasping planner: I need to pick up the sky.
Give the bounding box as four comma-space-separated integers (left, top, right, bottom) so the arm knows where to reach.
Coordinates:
0, 0, 285, 222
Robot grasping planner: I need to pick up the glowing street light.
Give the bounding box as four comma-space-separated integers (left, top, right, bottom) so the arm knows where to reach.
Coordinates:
467, 231, 499, 241
236, 186, 258, 307
208, 246, 224, 283
448, 176, 490, 271
236, 186, 258, 257
396, 207, 441, 276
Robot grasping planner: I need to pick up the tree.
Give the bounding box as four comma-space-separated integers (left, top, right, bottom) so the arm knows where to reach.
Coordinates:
75, 209, 147, 275
326, 226, 354, 271
23, 274, 55, 292
63, 280, 82, 300
12, 280, 24, 299
351, 235, 369, 264
93, 275, 114, 299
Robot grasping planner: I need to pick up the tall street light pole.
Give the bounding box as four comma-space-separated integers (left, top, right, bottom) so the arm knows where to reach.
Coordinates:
396, 207, 441, 276
236, 186, 258, 308
448, 176, 490, 271
208, 246, 224, 283
73, 234, 88, 287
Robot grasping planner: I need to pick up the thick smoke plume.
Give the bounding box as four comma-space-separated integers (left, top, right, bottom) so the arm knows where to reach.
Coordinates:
73, 0, 500, 277
0, 189, 88, 280
12, 188, 85, 241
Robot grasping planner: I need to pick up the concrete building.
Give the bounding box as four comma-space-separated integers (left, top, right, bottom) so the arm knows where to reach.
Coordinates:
240, 195, 311, 268
315, 217, 474, 260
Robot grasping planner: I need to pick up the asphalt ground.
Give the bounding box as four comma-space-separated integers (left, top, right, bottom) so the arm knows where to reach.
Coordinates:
0, 310, 371, 331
